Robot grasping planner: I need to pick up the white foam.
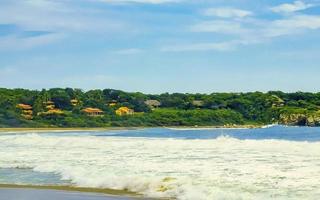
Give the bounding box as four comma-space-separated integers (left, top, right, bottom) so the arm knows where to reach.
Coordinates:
167, 127, 249, 131
1, 133, 320, 199
261, 124, 279, 129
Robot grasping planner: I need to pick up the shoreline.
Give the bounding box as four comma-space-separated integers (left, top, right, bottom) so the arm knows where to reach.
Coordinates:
0, 127, 141, 133
0, 124, 265, 133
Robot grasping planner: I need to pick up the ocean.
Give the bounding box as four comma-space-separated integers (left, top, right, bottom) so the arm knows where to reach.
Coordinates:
1, 126, 320, 200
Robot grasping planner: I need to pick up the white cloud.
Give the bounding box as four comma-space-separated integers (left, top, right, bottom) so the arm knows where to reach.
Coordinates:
114, 48, 144, 55
0, 33, 64, 51
271, 1, 314, 13
161, 40, 242, 52
265, 15, 320, 37
0, 1, 127, 33
203, 8, 252, 18
190, 20, 248, 35
273, 15, 320, 29
174, 11, 320, 52
0, 0, 133, 50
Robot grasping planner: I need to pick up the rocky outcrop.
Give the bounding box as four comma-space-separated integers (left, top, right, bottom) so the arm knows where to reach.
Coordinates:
306, 114, 320, 126
279, 112, 320, 127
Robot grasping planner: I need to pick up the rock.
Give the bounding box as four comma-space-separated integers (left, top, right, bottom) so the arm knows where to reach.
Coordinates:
279, 112, 320, 127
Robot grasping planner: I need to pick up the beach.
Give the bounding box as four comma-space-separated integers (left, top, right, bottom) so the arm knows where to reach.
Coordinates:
1, 126, 320, 199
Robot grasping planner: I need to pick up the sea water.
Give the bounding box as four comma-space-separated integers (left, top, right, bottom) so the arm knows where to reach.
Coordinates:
1, 126, 320, 200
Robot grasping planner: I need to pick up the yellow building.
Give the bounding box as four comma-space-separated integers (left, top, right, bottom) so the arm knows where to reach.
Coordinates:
108, 100, 118, 107
44, 101, 54, 105
16, 104, 32, 110
82, 108, 104, 117
46, 105, 55, 110
16, 104, 33, 120
38, 109, 64, 116
71, 99, 79, 106
116, 107, 134, 116
43, 101, 55, 110
38, 101, 66, 116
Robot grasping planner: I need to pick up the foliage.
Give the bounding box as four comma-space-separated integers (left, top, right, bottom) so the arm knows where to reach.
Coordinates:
1, 88, 320, 127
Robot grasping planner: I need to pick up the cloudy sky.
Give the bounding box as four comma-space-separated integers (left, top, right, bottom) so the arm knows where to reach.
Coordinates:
0, 0, 320, 93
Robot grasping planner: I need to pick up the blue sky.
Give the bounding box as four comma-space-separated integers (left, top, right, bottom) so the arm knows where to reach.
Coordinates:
0, 0, 320, 93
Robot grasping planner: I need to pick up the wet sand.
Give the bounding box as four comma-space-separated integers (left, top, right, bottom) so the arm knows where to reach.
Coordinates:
0, 188, 139, 200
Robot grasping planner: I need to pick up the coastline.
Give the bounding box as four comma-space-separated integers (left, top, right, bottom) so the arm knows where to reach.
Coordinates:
0, 127, 141, 133
0, 124, 265, 133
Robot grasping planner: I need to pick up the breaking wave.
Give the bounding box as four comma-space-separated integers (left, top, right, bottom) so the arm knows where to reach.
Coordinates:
1, 133, 320, 199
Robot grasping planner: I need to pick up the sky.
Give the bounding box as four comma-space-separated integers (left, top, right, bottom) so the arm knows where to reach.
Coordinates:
0, 0, 320, 93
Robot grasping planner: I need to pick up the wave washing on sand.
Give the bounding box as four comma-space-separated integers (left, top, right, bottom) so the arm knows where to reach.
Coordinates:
166, 127, 252, 131
1, 133, 320, 200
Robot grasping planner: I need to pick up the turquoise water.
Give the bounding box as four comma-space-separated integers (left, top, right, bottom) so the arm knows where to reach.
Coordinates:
1, 126, 320, 199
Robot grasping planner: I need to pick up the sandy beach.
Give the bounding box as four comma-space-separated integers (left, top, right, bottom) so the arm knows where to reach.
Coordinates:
0, 127, 138, 133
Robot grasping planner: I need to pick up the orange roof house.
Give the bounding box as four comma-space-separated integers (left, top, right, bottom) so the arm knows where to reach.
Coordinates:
43, 101, 56, 110
16, 104, 32, 110
82, 108, 104, 117
116, 107, 134, 116
16, 104, 33, 120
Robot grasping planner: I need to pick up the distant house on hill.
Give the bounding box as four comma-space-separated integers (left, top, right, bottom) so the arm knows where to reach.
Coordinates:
43, 101, 55, 110
192, 100, 204, 107
70, 99, 79, 106
145, 100, 161, 108
16, 104, 32, 110
38, 109, 65, 116
82, 108, 104, 117
16, 104, 33, 120
44, 101, 54, 105
108, 100, 118, 107
116, 107, 134, 116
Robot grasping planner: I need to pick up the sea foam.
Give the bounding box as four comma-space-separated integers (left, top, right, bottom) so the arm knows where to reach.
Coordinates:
0, 133, 320, 200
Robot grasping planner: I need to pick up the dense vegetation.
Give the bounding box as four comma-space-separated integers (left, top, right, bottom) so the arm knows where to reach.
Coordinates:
1, 88, 320, 128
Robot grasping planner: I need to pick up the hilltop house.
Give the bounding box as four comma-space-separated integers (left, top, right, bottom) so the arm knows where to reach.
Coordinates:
16, 104, 32, 110
192, 100, 204, 107
70, 99, 79, 106
116, 107, 134, 116
82, 108, 104, 117
44, 101, 55, 110
38, 101, 64, 116
145, 100, 161, 109
108, 100, 118, 107
38, 109, 65, 116
16, 104, 33, 120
